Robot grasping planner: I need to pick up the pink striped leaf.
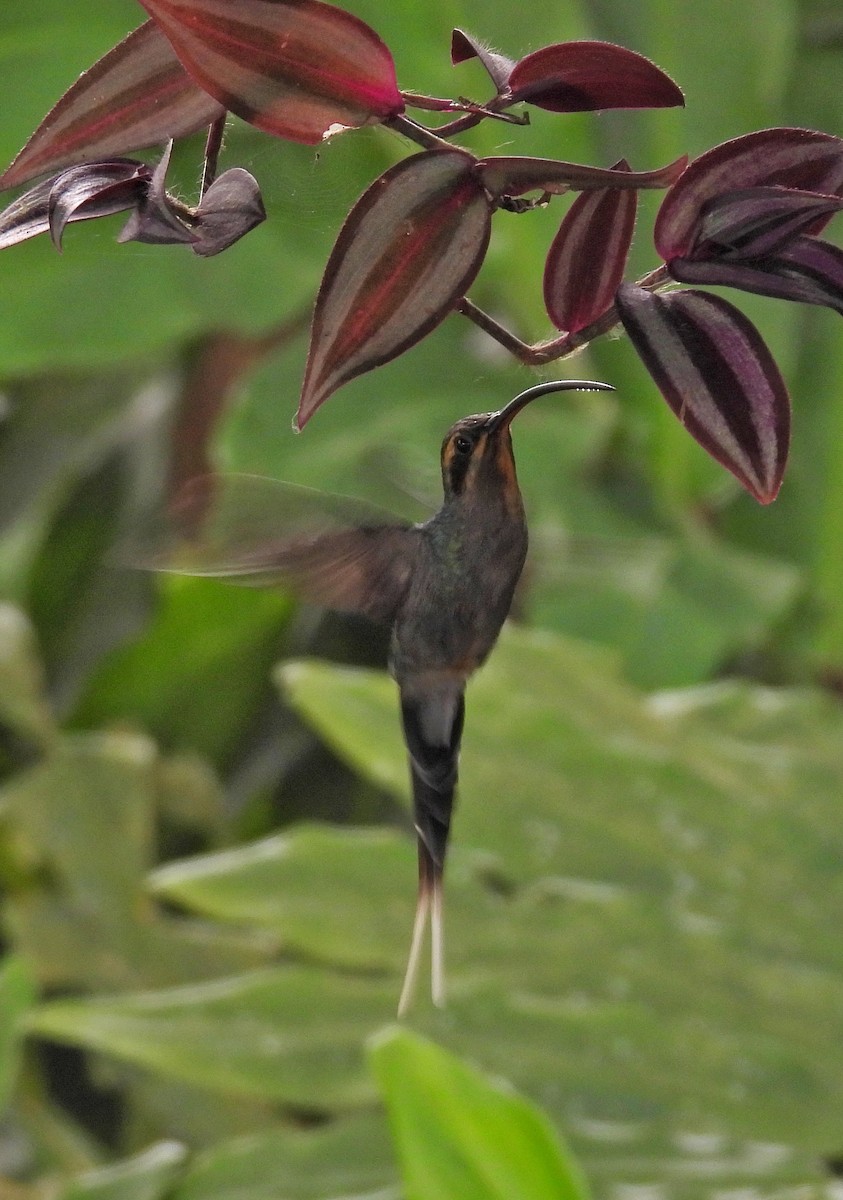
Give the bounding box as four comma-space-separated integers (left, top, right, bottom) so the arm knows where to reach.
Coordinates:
544, 159, 636, 332
656, 129, 843, 261
509, 41, 684, 112
0, 22, 223, 192
137, 0, 403, 145
615, 285, 790, 503
480, 154, 686, 199
298, 150, 492, 429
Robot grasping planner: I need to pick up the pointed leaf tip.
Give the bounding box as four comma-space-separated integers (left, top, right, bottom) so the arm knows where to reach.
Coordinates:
0, 22, 223, 193
298, 150, 491, 427
137, 0, 403, 145
616, 285, 790, 503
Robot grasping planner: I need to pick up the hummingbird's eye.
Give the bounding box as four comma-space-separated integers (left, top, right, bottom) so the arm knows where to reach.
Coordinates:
453, 434, 472, 456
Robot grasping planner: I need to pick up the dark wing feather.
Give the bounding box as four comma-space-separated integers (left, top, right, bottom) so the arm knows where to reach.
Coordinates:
134, 474, 421, 624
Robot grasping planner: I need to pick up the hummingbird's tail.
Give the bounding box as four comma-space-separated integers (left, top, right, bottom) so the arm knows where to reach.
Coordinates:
396, 684, 465, 1016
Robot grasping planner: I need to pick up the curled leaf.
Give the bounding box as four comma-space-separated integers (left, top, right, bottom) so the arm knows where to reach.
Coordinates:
138, 0, 404, 144
0, 161, 152, 251
616, 284, 790, 503
692, 186, 843, 261
0, 22, 223, 192
480, 154, 686, 200
192, 169, 266, 257
450, 30, 515, 92
670, 238, 843, 316
544, 159, 636, 332
655, 129, 843, 261
298, 150, 492, 428
509, 41, 684, 112
117, 142, 197, 246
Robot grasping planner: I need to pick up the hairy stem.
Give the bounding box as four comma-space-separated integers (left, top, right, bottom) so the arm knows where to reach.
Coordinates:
200, 115, 227, 195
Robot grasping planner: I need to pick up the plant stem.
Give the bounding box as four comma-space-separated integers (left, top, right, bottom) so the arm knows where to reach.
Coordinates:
458, 265, 671, 364
200, 115, 227, 195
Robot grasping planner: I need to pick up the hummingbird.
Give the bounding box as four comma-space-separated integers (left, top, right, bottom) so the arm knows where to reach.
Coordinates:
148, 378, 613, 1013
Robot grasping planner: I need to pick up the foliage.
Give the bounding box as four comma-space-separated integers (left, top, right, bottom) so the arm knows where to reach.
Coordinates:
0, 2, 842, 1200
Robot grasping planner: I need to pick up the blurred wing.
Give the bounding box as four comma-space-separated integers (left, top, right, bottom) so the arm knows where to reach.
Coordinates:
135, 474, 421, 624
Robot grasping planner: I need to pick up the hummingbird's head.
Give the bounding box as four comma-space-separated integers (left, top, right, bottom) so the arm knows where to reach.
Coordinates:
440, 379, 614, 501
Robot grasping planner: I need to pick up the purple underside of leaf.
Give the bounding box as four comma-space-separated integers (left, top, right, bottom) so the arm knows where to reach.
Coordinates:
615, 284, 790, 503
0, 21, 224, 193
450, 29, 514, 92
192, 168, 266, 256
670, 238, 843, 316
656, 128, 843, 260
298, 150, 492, 428
137, 0, 403, 145
544, 160, 636, 332
508, 41, 684, 112
479, 154, 686, 199
0, 161, 150, 250
692, 186, 843, 260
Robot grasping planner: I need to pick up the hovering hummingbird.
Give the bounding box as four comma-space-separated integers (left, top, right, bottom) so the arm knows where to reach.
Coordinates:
148, 378, 613, 1013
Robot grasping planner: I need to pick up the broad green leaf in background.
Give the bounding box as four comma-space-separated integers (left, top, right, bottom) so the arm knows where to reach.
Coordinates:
0, 603, 55, 749
25, 625, 843, 1194
370, 1027, 589, 1200
58, 1142, 188, 1200
169, 1113, 397, 1200
0, 955, 36, 1114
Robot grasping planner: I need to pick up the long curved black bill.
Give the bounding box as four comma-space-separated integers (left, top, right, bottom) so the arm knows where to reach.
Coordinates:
486, 379, 615, 433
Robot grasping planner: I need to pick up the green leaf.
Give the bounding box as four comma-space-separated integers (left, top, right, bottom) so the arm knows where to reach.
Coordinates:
0, 955, 37, 1113
149, 826, 413, 970
170, 1114, 397, 1200
59, 1141, 188, 1200
370, 1027, 588, 1200
26, 967, 395, 1108
0, 603, 55, 747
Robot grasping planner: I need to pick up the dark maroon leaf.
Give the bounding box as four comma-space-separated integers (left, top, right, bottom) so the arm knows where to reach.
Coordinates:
693, 186, 843, 260
508, 41, 683, 112
656, 129, 843, 260
670, 237, 843, 316
616, 284, 790, 503
480, 154, 686, 199
0, 161, 150, 251
0, 22, 223, 192
137, 0, 403, 145
48, 161, 153, 250
117, 142, 197, 246
544, 159, 636, 332
298, 150, 492, 428
192, 168, 266, 256
450, 29, 515, 92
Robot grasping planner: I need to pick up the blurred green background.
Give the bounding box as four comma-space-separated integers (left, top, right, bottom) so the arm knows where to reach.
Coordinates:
1, 1, 842, 1198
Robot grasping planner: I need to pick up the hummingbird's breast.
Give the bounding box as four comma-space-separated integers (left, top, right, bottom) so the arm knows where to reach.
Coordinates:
390, 497, 528, 684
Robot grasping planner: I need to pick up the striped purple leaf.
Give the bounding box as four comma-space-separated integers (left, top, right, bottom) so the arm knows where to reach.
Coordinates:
0, 22, 223, 192
544, 159, 636, 332
138, 0, 403, 145
298, 150, 492, 429
508, 41, 684, 112
616, 284, 790, 503
669, 238, 843, 316
656, 129, 843, 261
692, 186, 843, 261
